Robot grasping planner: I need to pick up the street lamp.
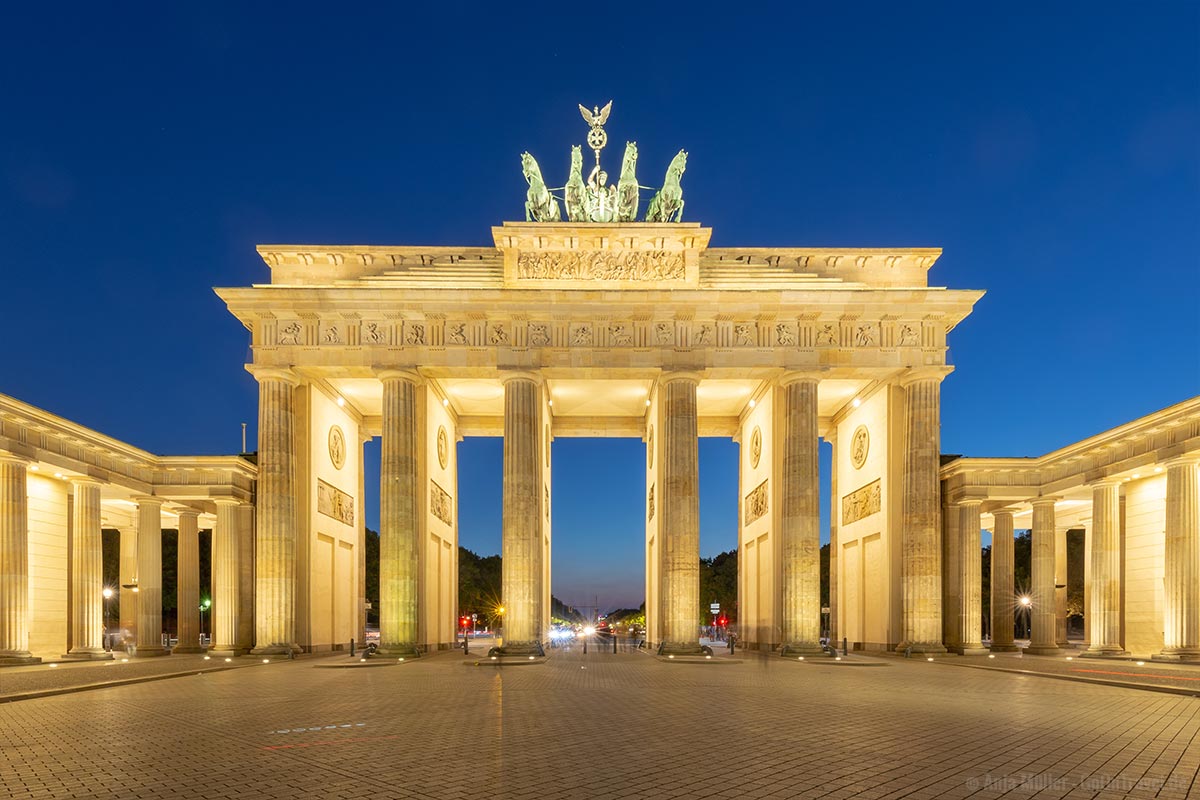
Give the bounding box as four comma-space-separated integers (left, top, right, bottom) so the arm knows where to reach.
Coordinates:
102, 587, 114, 650
1018, 595, 1032, 639
200, 598, 212, 645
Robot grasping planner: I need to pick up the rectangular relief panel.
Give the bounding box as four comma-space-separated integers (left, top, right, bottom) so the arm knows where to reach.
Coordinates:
841, 479, 881, 525
317, 479, 355, 527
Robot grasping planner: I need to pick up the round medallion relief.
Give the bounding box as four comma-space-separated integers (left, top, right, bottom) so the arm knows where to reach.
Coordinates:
647, 426, 655, 469
750, 426, 762, 469
328, 425, 346, 470
851, 425, 870, 470
437, 426, 449, 470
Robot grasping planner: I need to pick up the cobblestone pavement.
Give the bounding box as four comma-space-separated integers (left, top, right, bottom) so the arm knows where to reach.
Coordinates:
2, 646, 1199, 800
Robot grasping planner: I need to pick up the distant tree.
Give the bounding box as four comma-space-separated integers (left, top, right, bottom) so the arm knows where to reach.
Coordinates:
365, 528, 379, 625
1066, 529, 1084, 619
699, 550, 738, 624
820, 543, 829, 608
1014, 530, 1032, 594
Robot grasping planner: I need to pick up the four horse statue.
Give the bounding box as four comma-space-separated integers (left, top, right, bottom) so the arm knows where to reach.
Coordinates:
615, 141, 640, 222
563, 146, 587, 222
521, 152, 561, 222
645, 149, 687, 223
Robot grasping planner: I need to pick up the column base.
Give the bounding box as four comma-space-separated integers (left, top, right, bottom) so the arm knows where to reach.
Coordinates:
1022, 644, 1062, 656
251, 644, 301, 657
488, 641, 544, 658
950, 644, 990, 656
1079, 647, 1128, 659
988, 643, 1020, 653
0, 653, 42, 666
657, 641, 706, 656
1153, 650, 1200, 663
171, 645, 206, 654
132, 646, 170, 658
895, 641, 948, 656
206, 647, 250, 657
376, 643, 421, 658
64, 648, 113, 661
780, 642, 826, 657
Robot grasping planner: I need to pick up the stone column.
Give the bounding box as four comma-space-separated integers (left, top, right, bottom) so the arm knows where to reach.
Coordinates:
251, 369, 300, 656
66, 478, 109, 659
211, 500, 246, 656
1055, 527, 1070, 647
780, 374, 823, 656
172, 510, 202, 653
955, 501, 987, 654
942, 495, 961, 651
237, 502, 255, 652
1080, 520, 1091, 649
659, 372, 703, 656
134, 497, 167, 656
1025, 498, 1061, 655
1083, 480, 1126, 657
119, 524, 137, 644
0, 455, 39, 665
378, 371, 422, 657
990, 509, 1018, 652
499, 373, 544, 656
1157, 457, 1200, 661
827, 434, 838, 644
897, 372, 947, 654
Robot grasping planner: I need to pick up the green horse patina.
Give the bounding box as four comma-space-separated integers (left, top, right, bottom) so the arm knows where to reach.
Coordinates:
563, 145, 588, 222
521, 152, 561, 222
615, 141, 640, 222
645, 149, 687, 223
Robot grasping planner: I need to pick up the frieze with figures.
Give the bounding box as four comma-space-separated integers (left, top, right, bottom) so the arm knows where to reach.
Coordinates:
430, 480, 453, 526
515, 250, 685, 281
744, 480, 769, 525
317, 479, 355, 527
842, 479, 881, 525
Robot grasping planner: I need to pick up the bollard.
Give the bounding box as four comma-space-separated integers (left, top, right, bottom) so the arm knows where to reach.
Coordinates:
583, 637, 588, 655
350, 638, 355, 657
729, 636, 734, 654
613, 635, 617, 654
842, 637, 848, 656
463, 636, 469, 655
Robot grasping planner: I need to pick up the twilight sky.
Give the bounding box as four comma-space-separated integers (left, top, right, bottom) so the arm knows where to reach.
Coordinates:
2, 4, 1197, 611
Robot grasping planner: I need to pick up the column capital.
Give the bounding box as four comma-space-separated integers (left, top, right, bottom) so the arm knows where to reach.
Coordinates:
69, 475, 104, 488
132, 496, 163, 509
1091, 477, 1124, 489
895, 366, 953, 387
498, 370, 542, 386
658, 370, 702, 386
175, 507, 202, 518
210, 498, 240, 509
955, 498, 984, 509
992, 508, 1015, 520
777, 371, 821, 387
377, 368, 424, 384
1163, 454, 1200, 469
246, 366, 302, 386
0, 453, 32, 468
1029, 496, 1061, 508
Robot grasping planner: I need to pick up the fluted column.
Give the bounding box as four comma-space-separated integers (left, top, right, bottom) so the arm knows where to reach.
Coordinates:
211, 500, 246, 655
990, 509, 1018, 652
251, 369, 300, 656
897, 372, 947, 654
379, 371, 422, 657
172, 510, 202, 653
0, 455, 38, 665
955, 501, 987, 654
1080, 520, 1091, 649
1025, 498, 1061, 655
499, 373, 543, 655
119, 524, 137, 644
1055, 527, 1070, 647
780, 375, 822, 655
236, 502, 255, 652
134, 497, 167, 656
66, 478, 109, 658
1157, 457, 1200, 661
1083, 479, 1126, 657
660, 372, 702, 655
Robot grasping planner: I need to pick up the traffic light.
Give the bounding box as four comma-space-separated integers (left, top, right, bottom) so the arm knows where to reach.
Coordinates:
717, 615, 728, 627
459, 616, 470, 629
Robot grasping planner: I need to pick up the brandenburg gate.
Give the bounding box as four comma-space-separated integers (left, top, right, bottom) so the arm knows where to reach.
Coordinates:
216, 105, 982, 657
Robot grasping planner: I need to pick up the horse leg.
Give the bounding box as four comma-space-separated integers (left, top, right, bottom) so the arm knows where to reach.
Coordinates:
674, 197, 684, 223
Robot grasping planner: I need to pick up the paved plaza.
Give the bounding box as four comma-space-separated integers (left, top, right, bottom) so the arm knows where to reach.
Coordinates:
3, 649, 1200, 800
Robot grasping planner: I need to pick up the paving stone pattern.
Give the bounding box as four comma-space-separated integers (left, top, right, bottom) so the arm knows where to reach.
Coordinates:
2, 647, 1199, 799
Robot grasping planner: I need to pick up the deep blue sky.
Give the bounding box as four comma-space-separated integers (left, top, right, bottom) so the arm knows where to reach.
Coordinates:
3, 5, 1197, 610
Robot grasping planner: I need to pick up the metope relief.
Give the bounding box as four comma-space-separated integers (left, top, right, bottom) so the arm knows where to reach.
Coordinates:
404, 322, 426, 346
898, 324, 920, 347
842, 479, 881, 525
364, 322, 388, 344
528, 323, 551, 346
515, 250, 685, 281
647, 483, 655, 522
278, 322, 302, 345
447, 323, 468, 345
430, 480, 453, 526
744, 479, 769, 524
317, 480, 354, 527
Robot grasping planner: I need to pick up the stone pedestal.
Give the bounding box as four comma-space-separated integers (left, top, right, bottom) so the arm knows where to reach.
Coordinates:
0, 455, 39, 665
496, 373, 544, 657
210, 500, 248, 656
990, 509, 1018, 652
1024, 498, 1061, 655
1156, 457, 1200, 662
66, 479, 111, 659
134, 497, 168, 657
378, 371, 422, 658
779, 375, 823, 656
896, 372, 947, 655
658, 373, 703, 657
1082, 480, 1127, 658
251, 370, 301, 657
172, 510, 203, 653
953, 501, 988, 655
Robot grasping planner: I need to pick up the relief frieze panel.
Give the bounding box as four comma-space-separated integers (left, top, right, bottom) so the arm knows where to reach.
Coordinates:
430, 480, 453, 526
515, 250, 685, 281
842, 479, 881, 525
317, 479, 355, 527
744, 479, 769, 525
